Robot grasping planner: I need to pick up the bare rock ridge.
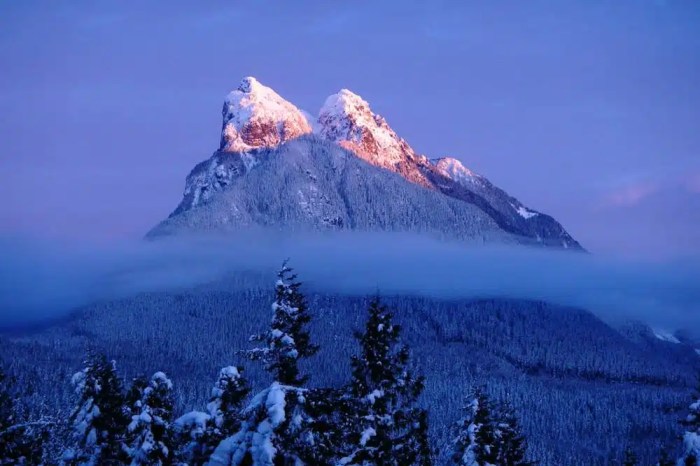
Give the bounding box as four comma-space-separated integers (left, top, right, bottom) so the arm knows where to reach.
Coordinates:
154, 77, 582, 250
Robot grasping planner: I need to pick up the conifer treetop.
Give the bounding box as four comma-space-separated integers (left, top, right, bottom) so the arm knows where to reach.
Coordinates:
341, 297, 429, 466
245, 261, 318, 386
65, 352, 128, 465
125, 371, 175, 465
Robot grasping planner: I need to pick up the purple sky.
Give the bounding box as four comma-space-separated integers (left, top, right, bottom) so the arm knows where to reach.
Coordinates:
1, 1, 698, 256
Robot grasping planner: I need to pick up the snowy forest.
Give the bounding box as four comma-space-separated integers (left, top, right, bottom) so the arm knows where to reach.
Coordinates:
1, 263, 699, 465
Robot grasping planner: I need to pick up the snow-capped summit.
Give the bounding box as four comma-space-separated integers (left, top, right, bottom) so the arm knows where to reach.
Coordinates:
220, 77, 312, 152
236, 76, 259, 94
317, 89, 431, 185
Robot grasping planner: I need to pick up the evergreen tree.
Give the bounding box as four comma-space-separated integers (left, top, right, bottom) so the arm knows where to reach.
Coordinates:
173, 411, 212, 466
495, 403, 533, 466
125, 371, 175, 465
339, 298, 430, 465
622, 447, 638, 466
452, 388, 498, 466
679, 376, 700, 466
124, 376, 149, 420
245, 261, 319, 386
412, 408, 434, 466
206, 366, 250, 438
208, 382, 312, 466
175, 365, 251, 465
296, 387, 349, 464
209, 263, 325, 465
63, 352, 129, 465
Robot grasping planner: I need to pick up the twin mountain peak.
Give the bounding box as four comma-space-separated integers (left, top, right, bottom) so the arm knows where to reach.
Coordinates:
150, 76, 582, 250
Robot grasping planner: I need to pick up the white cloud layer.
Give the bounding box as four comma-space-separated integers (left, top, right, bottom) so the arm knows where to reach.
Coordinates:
0, 231, 698, 331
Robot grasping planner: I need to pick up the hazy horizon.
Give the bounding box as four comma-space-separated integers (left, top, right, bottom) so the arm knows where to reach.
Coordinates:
1, 232, 698, 331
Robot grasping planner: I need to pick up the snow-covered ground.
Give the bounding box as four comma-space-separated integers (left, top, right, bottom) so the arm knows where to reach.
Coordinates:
653, 328, 681, 344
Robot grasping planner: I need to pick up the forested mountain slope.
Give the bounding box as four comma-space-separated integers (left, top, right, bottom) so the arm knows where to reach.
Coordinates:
150, 137, 513, 244
2, 278, 696, 464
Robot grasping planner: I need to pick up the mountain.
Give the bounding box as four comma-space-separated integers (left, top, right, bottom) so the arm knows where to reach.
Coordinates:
151, 77, 582, 249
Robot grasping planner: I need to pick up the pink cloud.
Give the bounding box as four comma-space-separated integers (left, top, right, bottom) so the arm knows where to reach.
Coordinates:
603, 181, 659, 208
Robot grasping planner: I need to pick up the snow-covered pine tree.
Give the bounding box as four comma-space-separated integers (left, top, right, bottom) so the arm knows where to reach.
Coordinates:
124, 375, 149, 439
206, 366, 250, 439
452, 387, 498, 466
412, 408, 434, 466
245, 261, 319, 386
209, 263, 326, 465
295, 386, 348, 464
208, 382, 313, 466
494, 403, 532, 466
175, 365, 251, 465
125, 376, 149, 420
63, 352, 129, 465
125, 371, 175, 466
679, 377, 700, 466
339, 298, 429, 465
173, 410, 212, 466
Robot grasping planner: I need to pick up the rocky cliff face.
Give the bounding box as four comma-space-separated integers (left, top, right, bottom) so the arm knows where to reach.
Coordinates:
316, 89, 434, 187
219, 77, 312, 152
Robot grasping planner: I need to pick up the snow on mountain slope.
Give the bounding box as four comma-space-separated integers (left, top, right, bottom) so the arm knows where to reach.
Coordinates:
433, 157, 484, 187
173, 78, 313, 214
150, 136, 515, 244
315, 89, 582, 249
317, 89, 437, 188
430, 157, 581, 249
318, 90, 417, 166
219, 77, 311, 152
169, 150, 252, 217
653, 328, 681, 344
156, 77, 582, 250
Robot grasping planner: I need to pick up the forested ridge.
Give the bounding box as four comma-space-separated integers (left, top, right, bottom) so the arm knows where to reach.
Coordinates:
1, 265, 698, 465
